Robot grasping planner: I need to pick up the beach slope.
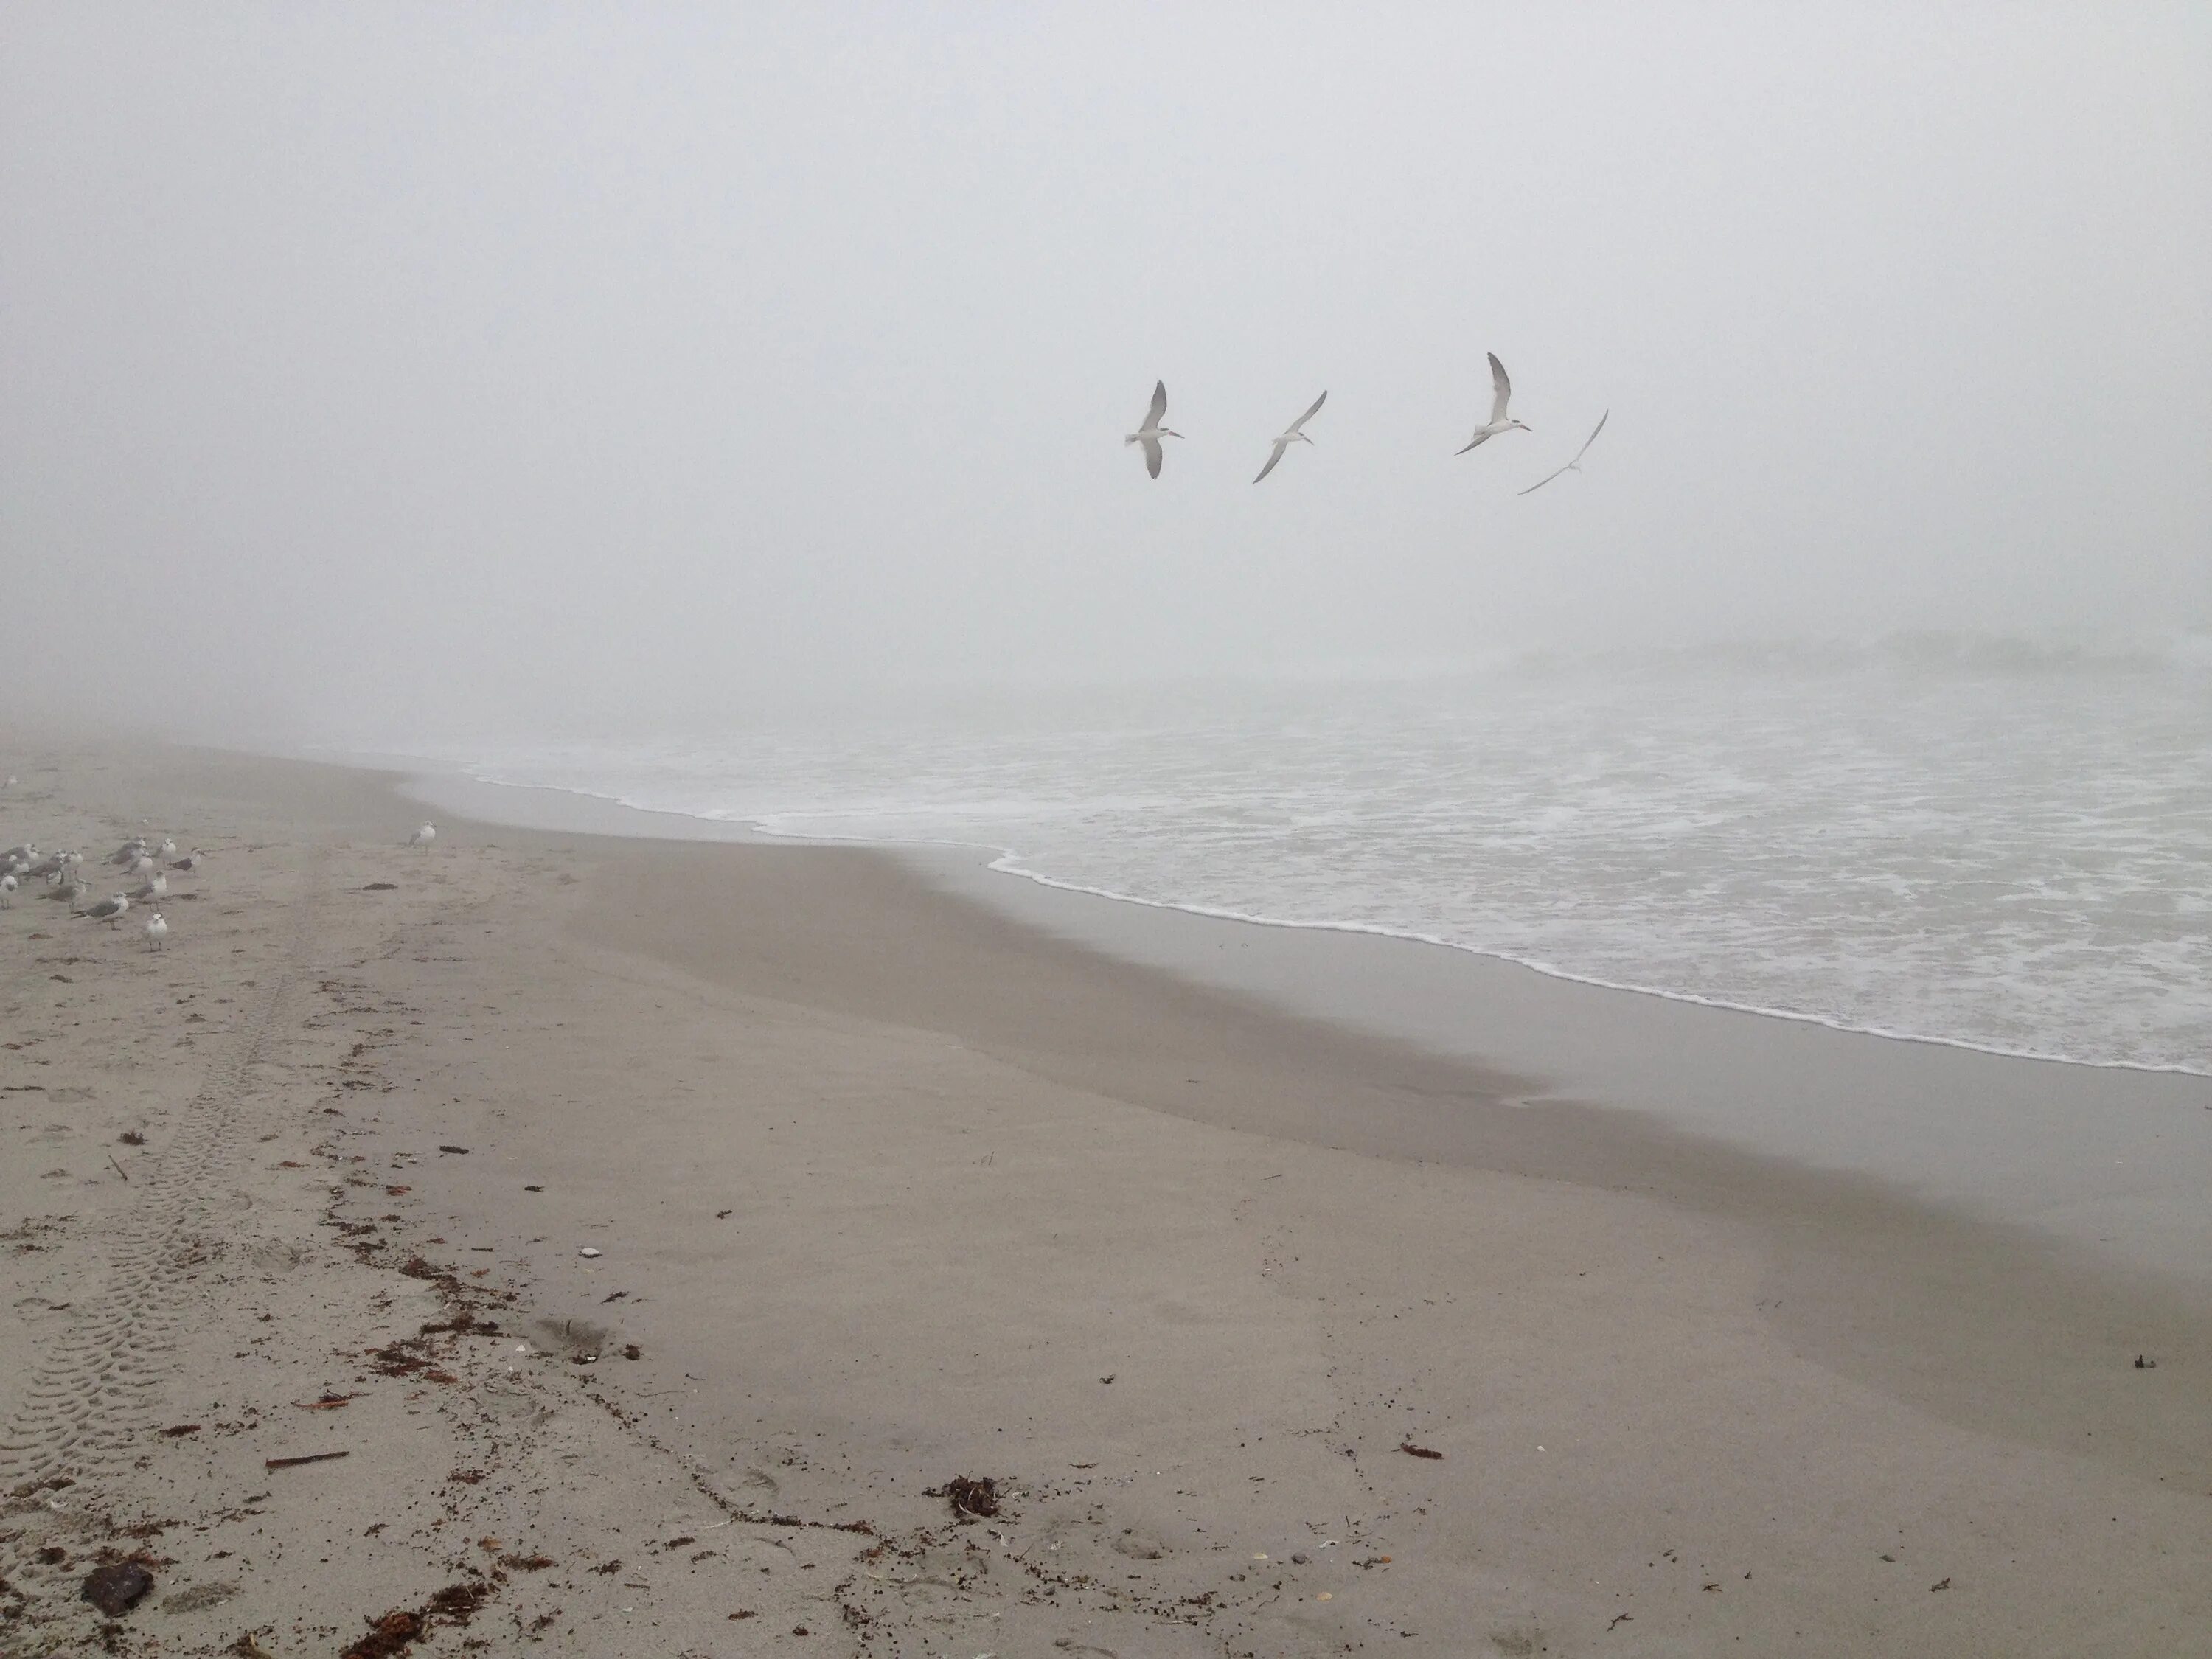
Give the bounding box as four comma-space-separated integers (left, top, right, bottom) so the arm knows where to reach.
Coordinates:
1, 745, 2206, 1658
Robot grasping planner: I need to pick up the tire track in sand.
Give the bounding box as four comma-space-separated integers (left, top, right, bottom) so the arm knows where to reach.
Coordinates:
0, 859, 322, 1618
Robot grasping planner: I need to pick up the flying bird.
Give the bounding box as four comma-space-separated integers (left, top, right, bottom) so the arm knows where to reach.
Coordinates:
1125, 381, 1182, 479
1519, 410, 1611, 495
406, 823, 437, 848
77, 892, 130, 928
1253, 391, 1329, 484
1456, 352, 1532, 454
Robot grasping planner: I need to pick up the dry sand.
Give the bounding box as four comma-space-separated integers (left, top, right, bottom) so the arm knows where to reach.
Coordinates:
2, 745, 2208, 1658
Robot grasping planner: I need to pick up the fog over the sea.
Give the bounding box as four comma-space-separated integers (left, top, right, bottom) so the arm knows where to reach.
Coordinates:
3, 6, 2207, 737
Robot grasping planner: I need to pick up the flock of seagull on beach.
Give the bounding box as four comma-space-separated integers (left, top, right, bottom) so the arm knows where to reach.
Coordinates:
1, 832, 201, 950
0, 816, 442, 953
1129, 352, 1610, 495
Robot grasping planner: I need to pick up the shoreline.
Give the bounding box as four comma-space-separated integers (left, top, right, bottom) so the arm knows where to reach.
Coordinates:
418, 770, 2212, 1486
7, 742, 2208, 1657
414, 762, 2212, 1080
405, 765, 2212, 1289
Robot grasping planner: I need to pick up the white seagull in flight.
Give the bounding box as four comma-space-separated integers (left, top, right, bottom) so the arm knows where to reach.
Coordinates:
1518, 410, 1611, 496
1456, 352, 1532, 454
1124, 381, 1183, 479
1253, 391, 1328, 484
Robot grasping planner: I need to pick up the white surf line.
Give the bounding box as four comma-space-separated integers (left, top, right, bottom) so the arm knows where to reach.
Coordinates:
428, 765, 2209, 1080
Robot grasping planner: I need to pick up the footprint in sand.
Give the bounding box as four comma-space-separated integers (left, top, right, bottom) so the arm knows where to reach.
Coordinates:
1109, 1526, 1169, 1561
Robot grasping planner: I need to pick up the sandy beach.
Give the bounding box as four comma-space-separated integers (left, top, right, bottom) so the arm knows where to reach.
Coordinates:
4, 743, 2209, 1659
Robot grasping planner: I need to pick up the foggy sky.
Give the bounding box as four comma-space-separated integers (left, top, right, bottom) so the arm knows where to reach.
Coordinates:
3, 4, 2208, 737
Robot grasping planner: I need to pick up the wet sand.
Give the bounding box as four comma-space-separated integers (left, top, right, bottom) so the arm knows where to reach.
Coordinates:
408, 768, 2212, 1287
3, 744, 2208, 1657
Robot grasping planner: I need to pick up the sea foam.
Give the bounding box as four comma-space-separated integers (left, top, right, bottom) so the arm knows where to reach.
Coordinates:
389, 647, 2212, 1075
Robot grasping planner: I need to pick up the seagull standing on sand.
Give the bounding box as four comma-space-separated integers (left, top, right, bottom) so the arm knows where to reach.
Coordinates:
1, 873, 15, 909
78, 892, 130, 928
406, 823, 437, 848
130, 872, 167, 902
108, 838, 147, 868
170, 849, 207, 873
1253, 391, 1329, 484
1519, 410, 1611, 495
1125, 381, 1183, 479
144, 912, 168, 951
1457, 352, 1532, 454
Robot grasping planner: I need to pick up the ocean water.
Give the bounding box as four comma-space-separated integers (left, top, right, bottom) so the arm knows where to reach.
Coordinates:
398, 639, 2212, 1074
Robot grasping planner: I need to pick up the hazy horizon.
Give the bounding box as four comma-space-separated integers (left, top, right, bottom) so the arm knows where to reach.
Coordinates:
4, 5, 2208, 739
